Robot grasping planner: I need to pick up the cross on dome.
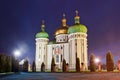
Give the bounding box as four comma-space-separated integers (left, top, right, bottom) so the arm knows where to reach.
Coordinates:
42, 20, 45, 26
75, 10, 79, 16
63, 13, 66, 18
75, 10, 80, 24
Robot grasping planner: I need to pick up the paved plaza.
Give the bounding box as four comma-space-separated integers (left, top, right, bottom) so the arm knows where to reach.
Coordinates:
0, 72, 120, 80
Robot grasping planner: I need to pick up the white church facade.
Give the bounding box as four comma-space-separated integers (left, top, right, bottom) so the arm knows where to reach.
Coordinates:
35, 11, 88, 71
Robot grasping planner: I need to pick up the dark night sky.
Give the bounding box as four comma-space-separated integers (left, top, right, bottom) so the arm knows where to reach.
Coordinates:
0, 0, 120, 64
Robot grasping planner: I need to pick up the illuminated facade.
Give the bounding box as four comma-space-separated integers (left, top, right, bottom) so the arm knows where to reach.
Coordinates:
35, 11, 88, 71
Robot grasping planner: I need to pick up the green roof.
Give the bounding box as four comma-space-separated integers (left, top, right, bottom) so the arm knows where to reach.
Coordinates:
36, 31, 49, 38
68, 11, 87, 34
68, 24, 87, 34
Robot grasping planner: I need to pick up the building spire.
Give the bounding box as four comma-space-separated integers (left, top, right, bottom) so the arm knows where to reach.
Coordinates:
75, 10, 80, 24
62, 13, 67, 27
41, 20, 45, 32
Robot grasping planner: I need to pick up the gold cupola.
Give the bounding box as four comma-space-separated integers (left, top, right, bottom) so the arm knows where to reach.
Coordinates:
55, 14, 68, 36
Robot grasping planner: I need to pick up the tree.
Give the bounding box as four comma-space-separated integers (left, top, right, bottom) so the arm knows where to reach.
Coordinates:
106, 51, 114, 71
41, 62, 45, 72
11, 56, 19, 72
62, 59, 66, 72
90, 53, 96, 72
23, 59, 29, 72
0, 53, 6, 73
76, 57, 80, 72
32, 61, 36, 72
118, 60, 120, 71
15, 59, 19, 72
5, 56, 12, 72
51, 57, 55, 72
0, 54, 12, 73
11, 56, 15, 72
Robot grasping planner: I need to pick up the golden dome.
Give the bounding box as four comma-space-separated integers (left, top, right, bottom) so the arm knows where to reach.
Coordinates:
55, 27, 68, 36
55, 14, 68, 36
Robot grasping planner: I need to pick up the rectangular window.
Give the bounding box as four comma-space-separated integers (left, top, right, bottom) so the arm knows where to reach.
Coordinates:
56, 55, 59, 63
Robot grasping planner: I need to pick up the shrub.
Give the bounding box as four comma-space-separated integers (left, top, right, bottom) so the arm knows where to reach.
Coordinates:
76, 57, 80, 72
51, 57, 55, 72
23, 59, 29, 72
0, 54, 6, 73
5, 56, 12, 72
32, 61, 36, 72
62, 59, 66, 72
41, 62, 45, 72
11, 56, 19, 72
106, 51, 114, 71
90, 53, 96, 72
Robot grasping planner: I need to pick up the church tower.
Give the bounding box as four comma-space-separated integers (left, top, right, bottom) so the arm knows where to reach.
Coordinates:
68, 10, 88, 70
55, 13, 68, 43
35, 21, 49, 71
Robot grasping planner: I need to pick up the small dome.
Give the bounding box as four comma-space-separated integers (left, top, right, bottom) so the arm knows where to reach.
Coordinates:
68, 10, 87, 34
68, 24, 87, 34
55, 14, 68, 36
36, 31, 49, 38
36, 20, 49, 38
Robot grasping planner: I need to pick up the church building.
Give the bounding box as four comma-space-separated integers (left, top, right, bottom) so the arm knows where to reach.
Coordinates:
35, 11, 88, 71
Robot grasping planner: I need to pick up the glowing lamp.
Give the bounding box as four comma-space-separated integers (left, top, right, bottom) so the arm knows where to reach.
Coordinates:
14, 50, 21, 57
95, 58, 100, 63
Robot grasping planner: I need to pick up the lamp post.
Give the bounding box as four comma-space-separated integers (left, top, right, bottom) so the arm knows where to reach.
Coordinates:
95, 58, 101, 72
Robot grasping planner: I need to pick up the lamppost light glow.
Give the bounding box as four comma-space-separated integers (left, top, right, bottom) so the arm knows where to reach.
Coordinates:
95, 58, 100, 63
14, 50, 21, 57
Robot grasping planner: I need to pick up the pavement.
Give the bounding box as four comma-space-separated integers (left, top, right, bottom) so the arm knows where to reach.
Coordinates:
0, 72, 120, 80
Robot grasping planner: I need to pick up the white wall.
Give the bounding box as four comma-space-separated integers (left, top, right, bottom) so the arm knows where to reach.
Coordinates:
46, 45, 53, 70
35, 38, 49, 71
68, 32, 88, 70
